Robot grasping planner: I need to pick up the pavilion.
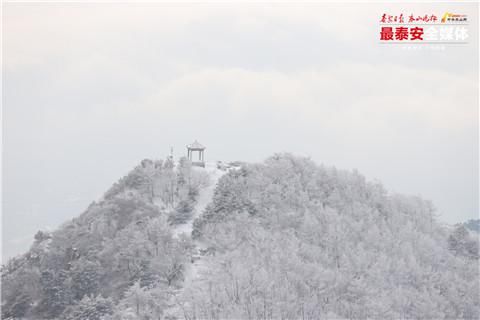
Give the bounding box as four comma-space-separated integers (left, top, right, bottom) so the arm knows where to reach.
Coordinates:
187, 140, 206, 167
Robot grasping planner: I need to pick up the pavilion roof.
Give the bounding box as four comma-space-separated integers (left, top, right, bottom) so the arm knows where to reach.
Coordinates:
187, 140, 206, 150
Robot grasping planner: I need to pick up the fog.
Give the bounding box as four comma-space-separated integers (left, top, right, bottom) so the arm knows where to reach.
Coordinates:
2, 2, 478, 261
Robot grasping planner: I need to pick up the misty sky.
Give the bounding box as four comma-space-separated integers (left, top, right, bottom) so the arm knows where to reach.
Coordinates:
2, 2, 478, 261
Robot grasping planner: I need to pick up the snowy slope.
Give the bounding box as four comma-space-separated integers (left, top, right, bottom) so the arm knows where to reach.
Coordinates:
165, 162, 226, 317
172, 162, 225, 239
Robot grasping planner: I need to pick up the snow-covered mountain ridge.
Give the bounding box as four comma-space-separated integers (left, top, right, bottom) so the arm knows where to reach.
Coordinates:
2, 154, 479, 320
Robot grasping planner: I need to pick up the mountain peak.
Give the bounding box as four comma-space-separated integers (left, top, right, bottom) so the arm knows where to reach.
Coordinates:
2, 154, 479, 320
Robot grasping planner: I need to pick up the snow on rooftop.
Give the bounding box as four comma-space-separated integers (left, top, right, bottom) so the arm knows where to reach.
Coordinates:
186, 140, 206, 150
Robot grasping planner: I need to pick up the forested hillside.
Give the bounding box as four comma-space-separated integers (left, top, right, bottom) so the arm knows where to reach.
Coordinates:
2, 154, 479, 320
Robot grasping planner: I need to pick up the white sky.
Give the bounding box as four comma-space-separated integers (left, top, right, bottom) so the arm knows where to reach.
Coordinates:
2, 2, 478, 261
